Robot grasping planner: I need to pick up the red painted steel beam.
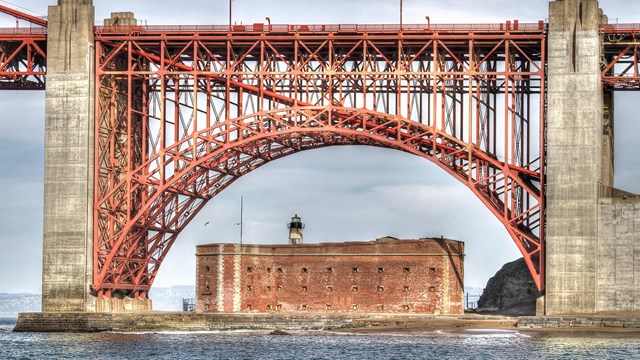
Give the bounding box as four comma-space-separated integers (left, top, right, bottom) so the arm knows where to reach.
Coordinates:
94, 22, 546, 36
0, 5, 47, 27
0, 34, 46, 90
93, 29, 546, 298
599, 24, 640, 90
99, 38, 541, 180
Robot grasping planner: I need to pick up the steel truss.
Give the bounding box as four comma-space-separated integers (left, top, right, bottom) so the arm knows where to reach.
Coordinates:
0, 5, 47, 90
93, 27, 546, 298
0, 32, 46, 90
601, 24, 640, 90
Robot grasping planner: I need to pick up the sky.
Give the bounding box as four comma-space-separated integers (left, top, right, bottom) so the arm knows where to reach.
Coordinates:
0, 0, 639, 294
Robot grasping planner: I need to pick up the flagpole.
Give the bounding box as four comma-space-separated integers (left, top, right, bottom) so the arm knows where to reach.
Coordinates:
239, 195, 243, 245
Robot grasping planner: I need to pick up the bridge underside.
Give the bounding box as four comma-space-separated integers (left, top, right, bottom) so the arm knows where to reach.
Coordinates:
0, 32, 46, 89
92, 26, 545, 298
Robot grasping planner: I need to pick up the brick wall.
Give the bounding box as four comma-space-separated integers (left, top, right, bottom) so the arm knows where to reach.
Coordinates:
196, 238, 464, 315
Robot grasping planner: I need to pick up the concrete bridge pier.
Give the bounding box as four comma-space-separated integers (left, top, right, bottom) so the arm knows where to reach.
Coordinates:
546, 0, 640, 315
42, 0, 95, 312
42, 0, 150, 312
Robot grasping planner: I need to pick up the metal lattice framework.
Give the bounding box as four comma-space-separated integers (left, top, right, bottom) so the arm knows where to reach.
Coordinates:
0, 5, 46, 90
0, 30, 46, 89
93, 25, 546, 298
601, 24, 640, 90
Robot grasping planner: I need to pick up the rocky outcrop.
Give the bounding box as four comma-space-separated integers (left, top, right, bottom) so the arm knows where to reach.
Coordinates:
477, 258, 540, 316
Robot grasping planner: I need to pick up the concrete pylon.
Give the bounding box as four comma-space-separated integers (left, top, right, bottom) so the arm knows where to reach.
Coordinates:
546, 0, 606, 315
42, 0, 95, 312
546, 0, 640, 315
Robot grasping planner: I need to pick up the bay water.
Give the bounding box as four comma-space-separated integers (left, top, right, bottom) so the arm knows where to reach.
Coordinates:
2, 318, 639, 359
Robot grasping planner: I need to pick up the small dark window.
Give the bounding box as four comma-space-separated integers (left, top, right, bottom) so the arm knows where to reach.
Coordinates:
266, 304, 272, 310
403, 267, 410, 273
377, 304, 384, 311
277, 267, 283, 273
377, 286, 384, 292
430, 267, 436, 273
352, 267, 359, 273
326, 285, 333, 292
403, 304, 410, 310
247, 285, 253, 291
267, 286, 272, 291
277, 285, 283, 291
326, 267, 333, 273
301, 304, 307, 310
352, 285, 358, 292
378, 267, 384, 273
326, 304, 333, 310
276, 304, 282, 311
247, 304, 252, 310
352, 304, 358, 310
205, 265, 210, 272
267, 267, 272, 273
403, 286, 410, 292
301, 286, 308, 292
301, 267, 308, 273
247, 267, 253, 273
429, 286, 436, 292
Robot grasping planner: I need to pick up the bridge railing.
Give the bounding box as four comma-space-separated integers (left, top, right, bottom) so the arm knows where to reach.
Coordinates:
600, 23, 640, 33
93, 22, 546, 35
0, 27, 46, 35
0, 22, 549, 35
9, 22, 640, 35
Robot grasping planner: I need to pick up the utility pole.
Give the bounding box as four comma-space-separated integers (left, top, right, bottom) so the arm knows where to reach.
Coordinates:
234, 196, 244, 244
399, 0, 403, 30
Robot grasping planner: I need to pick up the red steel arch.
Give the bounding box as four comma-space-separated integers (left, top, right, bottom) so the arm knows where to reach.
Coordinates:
93, 24, 546, 298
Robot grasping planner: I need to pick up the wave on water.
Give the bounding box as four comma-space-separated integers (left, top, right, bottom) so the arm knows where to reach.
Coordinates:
461, 329, 532, 338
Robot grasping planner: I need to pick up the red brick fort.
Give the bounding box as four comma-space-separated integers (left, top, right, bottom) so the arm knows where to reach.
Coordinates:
195, 237, 464, 314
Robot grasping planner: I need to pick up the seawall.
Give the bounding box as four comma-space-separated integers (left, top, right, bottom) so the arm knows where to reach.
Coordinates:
518, 316, 640, 329
14, 312, 357, 332
14, 312, 640, 333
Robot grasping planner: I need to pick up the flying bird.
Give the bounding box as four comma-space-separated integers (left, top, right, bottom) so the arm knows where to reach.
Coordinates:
204, 221, 210, 226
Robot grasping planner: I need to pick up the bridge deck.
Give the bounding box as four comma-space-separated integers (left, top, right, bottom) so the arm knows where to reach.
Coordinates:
94, 22, 547, 35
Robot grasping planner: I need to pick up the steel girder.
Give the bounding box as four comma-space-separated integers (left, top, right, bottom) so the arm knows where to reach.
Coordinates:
601, 25, 640, 90
0, 4, 46, 90
94, 27, 546, 298
0, 32, 46, 90
0, 5, 47, 28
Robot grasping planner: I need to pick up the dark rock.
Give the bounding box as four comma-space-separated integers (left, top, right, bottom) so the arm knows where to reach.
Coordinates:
477, 258, 540, 316
269, 329, 291, 335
